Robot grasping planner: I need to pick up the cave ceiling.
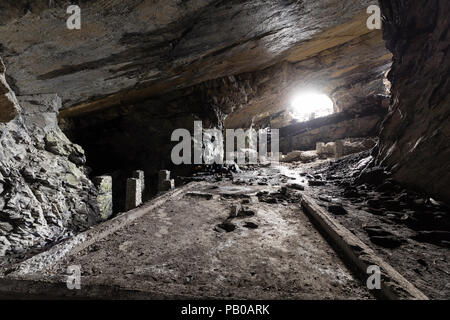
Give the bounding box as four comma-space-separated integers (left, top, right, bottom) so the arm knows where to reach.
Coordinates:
0, 0, 391, 124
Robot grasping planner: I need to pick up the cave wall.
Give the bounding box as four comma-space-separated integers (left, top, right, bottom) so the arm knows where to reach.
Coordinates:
377, 0, 450, 202
224, 30, 391, 129
63, 80, 232, 177
0, 60, 103, 256
63, 81, 231, 211
0, 58, 19, 122
64, 51, 390, 188
279, 95, 388, 152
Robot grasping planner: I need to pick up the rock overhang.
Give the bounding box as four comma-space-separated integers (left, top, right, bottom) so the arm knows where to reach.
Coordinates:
0, 0, 390, 123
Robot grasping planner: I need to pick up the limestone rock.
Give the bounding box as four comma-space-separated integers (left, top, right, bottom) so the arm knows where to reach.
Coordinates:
0, 58, 20, 122
281, 150, 318, 163
0, 0, 379, 112
279, 103, 386, 153
93, 176, 113, 220
377, 0, 450, 202
316, 142, 337, 159
339, 138, 377, 157
0, 90, 101, 256
0, 236, 11, 256
281, 151, 303, 163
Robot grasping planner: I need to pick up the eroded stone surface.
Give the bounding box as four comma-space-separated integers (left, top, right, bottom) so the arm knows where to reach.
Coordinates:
377, 0, 450, 202
0, 58, 19, 123
279, 98, 386, 152
0, 81, 102, 256
0, 0, 382, 116
300, 152, 450, 299
93, 176, 113, 220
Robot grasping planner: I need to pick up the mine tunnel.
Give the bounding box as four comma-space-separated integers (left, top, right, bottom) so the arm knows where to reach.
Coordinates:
0, 0, 449, 302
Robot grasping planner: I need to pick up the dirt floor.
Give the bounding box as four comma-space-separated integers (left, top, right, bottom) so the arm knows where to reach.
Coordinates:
294, 153, 450, 300
40, 177, 372, 299
3, 156, 447, 299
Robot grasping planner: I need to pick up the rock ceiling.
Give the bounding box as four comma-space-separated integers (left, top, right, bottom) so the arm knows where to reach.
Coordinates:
0, 0, 390, 122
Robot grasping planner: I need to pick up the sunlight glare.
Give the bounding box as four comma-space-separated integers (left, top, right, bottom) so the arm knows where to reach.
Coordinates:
290, 91, 334, 122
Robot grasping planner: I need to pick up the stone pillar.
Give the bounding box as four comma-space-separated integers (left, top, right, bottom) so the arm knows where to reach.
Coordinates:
159, 170, 170, 181
132, 170, 145, 197
316, 142, 336, 159
334, 140, 344, 158
316, 142, 325, 157
126, 178, 142, 211
93, 176, 113, 220
158, 170, 175, 192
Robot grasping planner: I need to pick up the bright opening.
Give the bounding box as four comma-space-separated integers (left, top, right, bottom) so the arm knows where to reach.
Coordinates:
290, 91, 334, 122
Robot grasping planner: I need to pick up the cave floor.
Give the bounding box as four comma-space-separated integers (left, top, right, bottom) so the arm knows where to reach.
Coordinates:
37, 168, 372, 299
289, 155, 450, 300
2, 160, 448, 299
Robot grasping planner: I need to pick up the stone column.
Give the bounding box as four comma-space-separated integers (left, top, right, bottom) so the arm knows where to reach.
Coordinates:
316, 142, 325, 154
334, 140, 344, 158
132, 170, 145, 197
126, 178, 142, 211
158, 170, 175, 192
93, 176, 113, 220
316, 141, 336, 159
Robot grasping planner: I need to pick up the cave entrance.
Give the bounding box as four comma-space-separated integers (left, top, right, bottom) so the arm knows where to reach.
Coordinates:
290, 91, 334, 122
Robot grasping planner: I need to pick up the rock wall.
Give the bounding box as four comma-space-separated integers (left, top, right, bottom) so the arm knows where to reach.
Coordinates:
0, 62, 102, 256
377, 0, 450, 202
0, 58, 19, 122
279, 96, 387, 152
63, 87, 226, 212
224, 30, 391, 129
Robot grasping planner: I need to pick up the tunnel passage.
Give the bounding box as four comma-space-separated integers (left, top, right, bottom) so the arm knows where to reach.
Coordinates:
58, 25, 393, 215
62, 90, 227, 213
0, 0, 449, 301
61, 48, 391, 214
289, 91, 335, 122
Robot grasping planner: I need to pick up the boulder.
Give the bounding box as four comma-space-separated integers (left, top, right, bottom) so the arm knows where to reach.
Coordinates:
281, 150, 318, 163
316, 142, 337, 159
